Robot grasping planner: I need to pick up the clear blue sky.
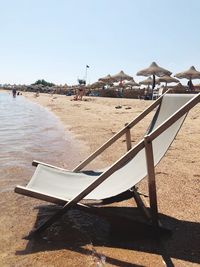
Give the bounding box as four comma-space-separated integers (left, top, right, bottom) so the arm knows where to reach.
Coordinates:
0, 0, 200, 85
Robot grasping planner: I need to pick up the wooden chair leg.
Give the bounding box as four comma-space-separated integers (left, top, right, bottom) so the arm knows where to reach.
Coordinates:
131, 187, 151, 220
144, 137, 159, 228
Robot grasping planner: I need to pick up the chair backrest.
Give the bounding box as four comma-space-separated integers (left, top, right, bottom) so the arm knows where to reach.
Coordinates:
87, 94, 196, 199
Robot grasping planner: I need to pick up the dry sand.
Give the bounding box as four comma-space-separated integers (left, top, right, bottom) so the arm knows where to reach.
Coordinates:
0, 91, 199, 266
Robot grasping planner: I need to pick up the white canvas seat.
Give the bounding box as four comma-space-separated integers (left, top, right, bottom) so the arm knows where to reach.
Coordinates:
15, 93, 200, 237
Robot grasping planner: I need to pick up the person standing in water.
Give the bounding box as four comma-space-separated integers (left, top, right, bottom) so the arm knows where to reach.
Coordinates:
12, 88, 17, 97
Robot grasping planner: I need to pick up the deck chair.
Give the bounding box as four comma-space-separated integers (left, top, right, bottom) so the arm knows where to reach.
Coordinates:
15, 93, 200, 238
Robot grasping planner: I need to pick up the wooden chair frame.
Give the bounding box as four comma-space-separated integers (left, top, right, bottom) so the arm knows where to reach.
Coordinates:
16, 92, 200, 238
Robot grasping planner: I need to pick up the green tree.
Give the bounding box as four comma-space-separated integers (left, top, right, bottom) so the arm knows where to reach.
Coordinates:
32, 79, 55, 87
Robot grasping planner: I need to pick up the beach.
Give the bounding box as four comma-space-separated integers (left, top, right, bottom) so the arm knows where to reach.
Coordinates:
0, 91, 200, 266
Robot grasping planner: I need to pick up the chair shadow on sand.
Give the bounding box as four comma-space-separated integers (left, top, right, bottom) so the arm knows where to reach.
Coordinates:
16, 204, 200, 267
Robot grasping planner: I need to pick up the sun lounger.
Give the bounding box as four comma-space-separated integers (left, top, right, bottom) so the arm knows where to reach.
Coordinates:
15, 93, 200, 238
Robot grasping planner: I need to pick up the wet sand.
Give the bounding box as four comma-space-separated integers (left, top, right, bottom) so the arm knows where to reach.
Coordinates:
0, 91, 200, 266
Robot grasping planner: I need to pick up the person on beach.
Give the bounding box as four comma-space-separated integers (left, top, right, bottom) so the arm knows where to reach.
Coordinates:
12, 88, 17, 97
78, 85, 85, 100
34, 89, 40, 97
73, 86, 85, 101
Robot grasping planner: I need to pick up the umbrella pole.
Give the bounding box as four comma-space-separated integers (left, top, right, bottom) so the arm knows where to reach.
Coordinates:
165, 82, 168, 92
152, 74, 155, 100
189, 78, 193, 91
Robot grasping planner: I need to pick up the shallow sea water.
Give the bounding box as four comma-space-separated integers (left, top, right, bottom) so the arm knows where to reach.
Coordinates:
0, 92, 81, 192
0, 93, 110, 263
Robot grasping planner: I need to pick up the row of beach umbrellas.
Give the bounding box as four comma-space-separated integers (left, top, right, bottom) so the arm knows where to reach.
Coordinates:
93, 62, 200, 97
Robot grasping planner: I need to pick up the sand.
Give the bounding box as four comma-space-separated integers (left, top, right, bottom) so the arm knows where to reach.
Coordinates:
0, 91, 199, 266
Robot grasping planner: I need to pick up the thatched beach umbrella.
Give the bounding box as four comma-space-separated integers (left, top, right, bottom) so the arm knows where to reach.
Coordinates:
158, 75, 179, 87
139, 76, 160, 86
124, 79, 139, 87
139, 77, 160, 96
110, 70, 133, 82
98, 74, 113, 83
175, 66, 200, 91
168, 82, 187, 93
137, 62, 172, 98
90, 80, 105, 89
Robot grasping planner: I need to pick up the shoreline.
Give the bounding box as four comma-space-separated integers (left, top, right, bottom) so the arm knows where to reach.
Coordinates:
0, 90, 200, 266
21, 92, 153, 168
